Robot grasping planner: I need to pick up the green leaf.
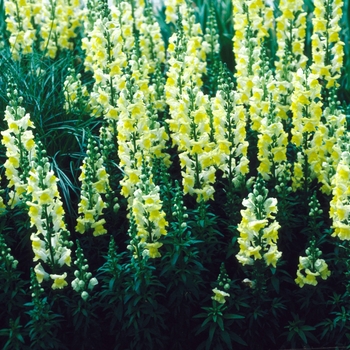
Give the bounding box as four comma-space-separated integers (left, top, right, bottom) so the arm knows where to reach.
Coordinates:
217, 316, 224, 331
208, 324, 216, 348
230, 332, 248, 346
220, 330, 232, 348
297, 330, 307, 344
223, 313, 245, 320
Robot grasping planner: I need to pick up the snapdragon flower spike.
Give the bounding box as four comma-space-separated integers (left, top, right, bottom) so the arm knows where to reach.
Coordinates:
4, 0, 39, 60
296, 193, 330, 287
295, 233, 330, 289
177, 85, 217, 202
308, 93, 346, 195
1, 87, 36, 207
134, 1, 166, 74
204, 5, 221, 96
130, 162, 168, 259
39, 0, 84, 58
330, 149, 350, 240
165, 11, 218, 202
76, 137, 111, 236
295, 249, 330, 288
83, 2, 127, 120
211, 263, 231, 304
232, 0, 273, 105
256, 83, 288, 183
164, 0, 186, 24
117, 72, 148, 200
274, 0, 307, 121
117, 57, 170, 202
71, 240, 98, 301
236, 177, 282, 268
63, 68, 90, 115
311, 0, 344, 92
27, 143, 72, 288
290, 68, 323, 191
211, 66, 249, 187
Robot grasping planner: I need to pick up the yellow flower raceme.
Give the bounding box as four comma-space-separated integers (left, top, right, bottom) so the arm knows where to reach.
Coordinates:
165, 14, 218, 202
27, 145, 72, 287
330, 150, 350, 240
164, 0, 186, 24
136, 3, 166, 74
1, 95, 36, 206
211, 69, 249, 187
290, 68, 324, 191
4, 0, 39, 60
39, 0, 84, 58
76, 137, 111, 236
306, 106, 346, 194
275, 0, 307, 88
83, 8, 127, 119
63, 68, 90, 115
117, 72, 169, 202
295, 254, 330, 288
232, 0, 273, 104
236, 180, 282, 268
256, 101, 288, 181
311, 0, 344, 89
126, 163, 168, 260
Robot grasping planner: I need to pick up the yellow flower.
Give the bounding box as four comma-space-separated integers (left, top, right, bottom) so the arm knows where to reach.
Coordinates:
51, 273, 68, 290
91, 218, 107, 237
34, 262, 49, 283
145, 242, 163, 258
263, 245, 282, 268
212, 288, 230, 304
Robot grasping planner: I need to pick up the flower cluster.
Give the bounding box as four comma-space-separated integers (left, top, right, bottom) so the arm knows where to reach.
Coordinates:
27, 144, 72, 289
136, 2, 166, 74
4, 0, 83, 60
128, 163, 168, 259
165, 6, 218, 202
330, 149, 350, 240
39, 0, 84, 58
311, 0, 344, 90
290, 68, 323, 191
71, 240, 98, 300
236, 178, 282, 268
232, 0, 273, 104
4, 0, 39, 60
76, 137, 111, 236
295, 192, 331, 287
256, 80, 288, 182
274, 0, 308, 124
63, 67, 90, 115
275, 0, 307, 101
295, 245, 330, 288
118, 67, 169, 201
211, 263, 231, 304
82, 2, 127, 119
308, 96, 346, 195
1, 87, 36, 207
211, 66, 249, 187
164, 0, 185, 24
